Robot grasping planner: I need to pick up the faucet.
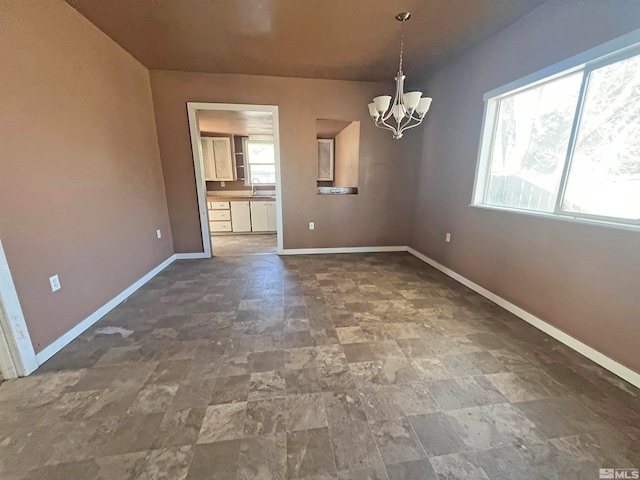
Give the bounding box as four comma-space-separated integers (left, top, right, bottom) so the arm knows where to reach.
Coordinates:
251, 178, 260, 196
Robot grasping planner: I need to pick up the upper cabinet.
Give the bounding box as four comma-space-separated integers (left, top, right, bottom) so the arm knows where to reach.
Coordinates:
317, 139, 334, 181
201, 137, 234, 181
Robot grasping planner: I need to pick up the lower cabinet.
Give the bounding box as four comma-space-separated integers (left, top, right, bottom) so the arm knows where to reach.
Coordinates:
208, 200, 231, 232
250, 201, 276, 232
208, 199, 275, 233
230, 201, 251, 232
250, 201, 269, 232
210, 221, 231, 232
266, 201, 277, 231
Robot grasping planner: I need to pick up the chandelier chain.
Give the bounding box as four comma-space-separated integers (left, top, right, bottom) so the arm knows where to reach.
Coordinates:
398, 20, 405, 75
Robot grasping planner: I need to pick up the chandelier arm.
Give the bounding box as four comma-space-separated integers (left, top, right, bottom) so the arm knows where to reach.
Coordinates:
399, 111, 423, 130
376, 117, 400, 135
374, 117, 396, 130
374, 118, 394, 130
398, 114, 415, 131
398, 119, 425, 134
394, 109, 425, 136
407, 111, 424, 122
381, 74, 403, 122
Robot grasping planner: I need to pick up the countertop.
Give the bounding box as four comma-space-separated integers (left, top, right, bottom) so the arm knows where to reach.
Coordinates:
207, 194, 276, 201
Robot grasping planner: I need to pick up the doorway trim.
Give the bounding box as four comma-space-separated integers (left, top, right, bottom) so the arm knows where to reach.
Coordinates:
186, 103, 284, 256
0, 239, 38, 377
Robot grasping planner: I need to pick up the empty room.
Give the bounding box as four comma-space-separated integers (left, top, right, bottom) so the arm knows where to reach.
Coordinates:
0, 1, 638, 479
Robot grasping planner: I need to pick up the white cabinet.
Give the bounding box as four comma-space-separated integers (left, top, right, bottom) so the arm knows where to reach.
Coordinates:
317, 139, 334, 181
202, 139, 214, 180
201, 137, 234, 181
266, 201, 277, 231
208, 200, 232, 233
250, 201, 269, 232
250, 201, 276, 232
210, 210, 231, 221
231, 201, 251, 232
209, 201, 230, 210
210, 221, 231, 232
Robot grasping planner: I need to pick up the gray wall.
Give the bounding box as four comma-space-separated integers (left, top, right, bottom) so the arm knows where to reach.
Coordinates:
409, 0, 640, 372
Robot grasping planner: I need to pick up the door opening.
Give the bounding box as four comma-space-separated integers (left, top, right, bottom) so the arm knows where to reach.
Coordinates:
187, 104, 283, 257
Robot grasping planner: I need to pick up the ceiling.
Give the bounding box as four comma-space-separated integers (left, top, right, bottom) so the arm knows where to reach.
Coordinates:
67, 0, 546, 82
197, 110, 274, 136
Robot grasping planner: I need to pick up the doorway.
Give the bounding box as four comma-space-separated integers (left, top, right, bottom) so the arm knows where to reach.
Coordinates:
186, 103, 284, 257
0, 239, 39, 378
0, 302, 14, 380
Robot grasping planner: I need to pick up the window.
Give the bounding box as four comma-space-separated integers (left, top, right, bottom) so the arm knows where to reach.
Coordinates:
474, 42, 640, 226
244, 137, 275, 185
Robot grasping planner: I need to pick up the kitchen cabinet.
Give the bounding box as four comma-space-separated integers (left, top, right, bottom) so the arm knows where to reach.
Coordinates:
201, 137, 234, 181
317, 139, 334, 181
250, 200, 276, 232
250, 201, 269, 232
266, 201, 277, 231
208, 200, 232, 232
230, 201, 251, 232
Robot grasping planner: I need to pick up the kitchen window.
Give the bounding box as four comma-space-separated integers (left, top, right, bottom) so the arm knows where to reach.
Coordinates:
244, 137, 275, 185
473, 40, 640, 227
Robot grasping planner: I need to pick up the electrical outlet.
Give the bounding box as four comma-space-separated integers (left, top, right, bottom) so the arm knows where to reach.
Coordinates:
445, 233, 451, 243
49, 275, 61, 292
157, 229, 162, 239
309, 222, 315, 230
221, 181, 226, 187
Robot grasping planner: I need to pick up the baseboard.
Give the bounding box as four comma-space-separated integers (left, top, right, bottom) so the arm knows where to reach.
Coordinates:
175, 253, 210, 260
35, 254, 177, 365
281, 246, 408, 255
407, 247, 640, 389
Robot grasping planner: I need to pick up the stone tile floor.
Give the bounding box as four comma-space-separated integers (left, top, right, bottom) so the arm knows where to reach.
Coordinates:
211, 234, 277, 256
0, 253, 638, 479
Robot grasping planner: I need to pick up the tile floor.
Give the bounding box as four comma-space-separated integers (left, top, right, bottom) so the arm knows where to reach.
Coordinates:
211, 234, 277, 256
0, 253, 638, 479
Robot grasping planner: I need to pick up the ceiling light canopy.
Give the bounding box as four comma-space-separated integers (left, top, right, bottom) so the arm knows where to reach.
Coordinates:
368, 12, 432, 139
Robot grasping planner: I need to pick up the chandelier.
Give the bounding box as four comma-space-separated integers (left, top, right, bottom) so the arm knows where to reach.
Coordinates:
368, 12, 432, 139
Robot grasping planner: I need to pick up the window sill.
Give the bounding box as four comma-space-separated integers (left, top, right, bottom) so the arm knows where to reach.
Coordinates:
469, 204, 640, 233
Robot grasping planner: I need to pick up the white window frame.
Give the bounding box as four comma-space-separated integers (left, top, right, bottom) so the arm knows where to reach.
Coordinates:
243, 136, 276, 186
472, 28, 640, 230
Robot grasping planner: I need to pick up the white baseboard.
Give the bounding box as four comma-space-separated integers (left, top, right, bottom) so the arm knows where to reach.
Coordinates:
175, 252, 210, 260
281, 246, 408, 255
35, 254, 177, 365
31, 244, 639, 389
407, 247, 640, 389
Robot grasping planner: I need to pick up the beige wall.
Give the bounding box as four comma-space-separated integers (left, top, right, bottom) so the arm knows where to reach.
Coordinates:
409, 0, 640, 371
150, 71, 413, 251
334, 122, 361, 188
208, 181, 252, 192
0, 0, 173, 353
